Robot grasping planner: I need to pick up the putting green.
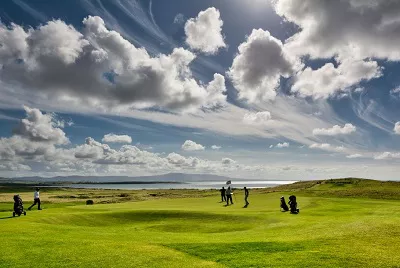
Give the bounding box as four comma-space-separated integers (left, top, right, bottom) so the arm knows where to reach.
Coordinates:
1, 189, 400, 267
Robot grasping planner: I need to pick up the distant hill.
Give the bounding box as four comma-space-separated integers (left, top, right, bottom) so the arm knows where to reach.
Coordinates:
1, 173, 238, 183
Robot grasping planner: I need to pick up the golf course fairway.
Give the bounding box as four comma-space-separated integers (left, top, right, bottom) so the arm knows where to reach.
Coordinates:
1, 179, 400, 267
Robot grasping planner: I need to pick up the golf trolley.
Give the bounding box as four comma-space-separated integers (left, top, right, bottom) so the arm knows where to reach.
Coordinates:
13, 195, 27, 217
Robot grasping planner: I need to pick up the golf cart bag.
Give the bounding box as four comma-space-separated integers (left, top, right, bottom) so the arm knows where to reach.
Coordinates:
288, 195, 299, 214
13, 195, 26, 217
280, 196, 289, 212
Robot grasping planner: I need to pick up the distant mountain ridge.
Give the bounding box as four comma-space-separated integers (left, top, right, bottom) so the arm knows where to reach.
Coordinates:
1, 173, 239, 183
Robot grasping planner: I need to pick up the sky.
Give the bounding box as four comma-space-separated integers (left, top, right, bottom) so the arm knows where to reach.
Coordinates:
0, 0, 400, 181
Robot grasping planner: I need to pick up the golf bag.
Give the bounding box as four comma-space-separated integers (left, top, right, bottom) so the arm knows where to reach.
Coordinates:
288, 195, 299, 214
280, 196, 289, 212
13, 195, 26, 217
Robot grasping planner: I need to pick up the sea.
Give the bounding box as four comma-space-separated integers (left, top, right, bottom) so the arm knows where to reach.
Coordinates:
65, 180, 297, 190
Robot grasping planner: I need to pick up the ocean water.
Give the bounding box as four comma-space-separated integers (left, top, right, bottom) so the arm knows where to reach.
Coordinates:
65, 180, 297, 190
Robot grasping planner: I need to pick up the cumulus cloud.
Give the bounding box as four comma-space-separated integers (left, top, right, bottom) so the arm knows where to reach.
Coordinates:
274, 0, 400, 61
0, 136, 54, 161
184, 7, 226, 54
346, 154, 362, 159
181, 140, 205, 151
309, 143, 345, 153
270, 142, 289, 148
243, 111, 272, 125
292, 58, 382, 99
0, 16, 226, 112
0, 162, 31, 171
13, 106, 69, 145
374, 152, 400, 160
276, 142, 289, 148
228, 29, 295, 102
74, 137, 113, 159
394, 122, 400, 135
222, 157, 236, 165
0, 106, 72, 170
313, 123, 356, 136
102, 133, 132, 144
211, 145, 221, 150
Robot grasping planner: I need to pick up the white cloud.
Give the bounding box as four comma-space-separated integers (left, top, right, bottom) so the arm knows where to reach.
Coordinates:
276, 142, 289, 148
292, 58, 382, 99
0, 16, 226, 112
181, 140, 205, 151
228, 29, 295, 102
184, 7, 226, 54
102, 133, 132, 144
0, 106, 72, 168
243, 111, 272, 125
222, 157, 236, 165
374, 152, 400, 160
269, 145, 274, 149
394, 122, 400, 135
0, 162, 31, 171
354, 87, 364, 93
211, 145, 221, 150
173, 13, 185, 25
13, 106, 69, 145
309, 143, 345, 153
313, 123, 356, 136
274, 0, 400, 61
390, 87, 400, 98
346, 154, 362, 159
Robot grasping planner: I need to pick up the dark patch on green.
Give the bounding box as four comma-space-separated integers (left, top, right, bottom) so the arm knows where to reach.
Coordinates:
35, 210, 262, 233
166, 242, 307, 267
168, 241, 306, 254
165, 241, 374, 267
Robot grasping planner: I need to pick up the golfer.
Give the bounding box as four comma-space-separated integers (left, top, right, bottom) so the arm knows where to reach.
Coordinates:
28, 188, 41, 210
220, 187, 226, 202
226, 186, 233, 205
244, 187, 249, 207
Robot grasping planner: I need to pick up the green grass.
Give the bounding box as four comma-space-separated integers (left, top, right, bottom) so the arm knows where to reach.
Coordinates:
1, 178, 400, 267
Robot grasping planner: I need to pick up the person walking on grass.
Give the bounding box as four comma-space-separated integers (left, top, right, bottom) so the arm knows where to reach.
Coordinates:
28, 188, 41, 210
220, 187, 226, 202
226, 186, 233, 205
243, 187, 249, 208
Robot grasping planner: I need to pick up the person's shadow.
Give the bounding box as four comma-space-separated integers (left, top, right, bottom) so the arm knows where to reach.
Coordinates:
243, 204, 248, 208
0, 216, 14, 220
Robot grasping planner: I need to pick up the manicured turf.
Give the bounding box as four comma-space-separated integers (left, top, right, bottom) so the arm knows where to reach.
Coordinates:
1, 179, 400, 267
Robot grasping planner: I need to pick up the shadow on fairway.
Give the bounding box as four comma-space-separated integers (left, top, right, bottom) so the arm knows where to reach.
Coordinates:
166, 241, 308, 266
0, 216, 14, 220
35, 210, 265, 233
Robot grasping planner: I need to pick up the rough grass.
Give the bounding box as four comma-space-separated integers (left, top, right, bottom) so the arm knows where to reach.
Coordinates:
0, 178, 400, 267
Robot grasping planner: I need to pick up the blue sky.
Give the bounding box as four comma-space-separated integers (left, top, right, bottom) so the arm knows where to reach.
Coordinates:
0, 0, 399, 180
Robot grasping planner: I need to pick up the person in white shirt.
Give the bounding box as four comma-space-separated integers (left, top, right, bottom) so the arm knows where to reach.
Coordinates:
28, 188, 41, 210
225, 186, 233, 205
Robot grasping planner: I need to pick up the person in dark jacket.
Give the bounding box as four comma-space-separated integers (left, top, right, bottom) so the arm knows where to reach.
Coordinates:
219, 187, 226, 202
243, 187, 249, 207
